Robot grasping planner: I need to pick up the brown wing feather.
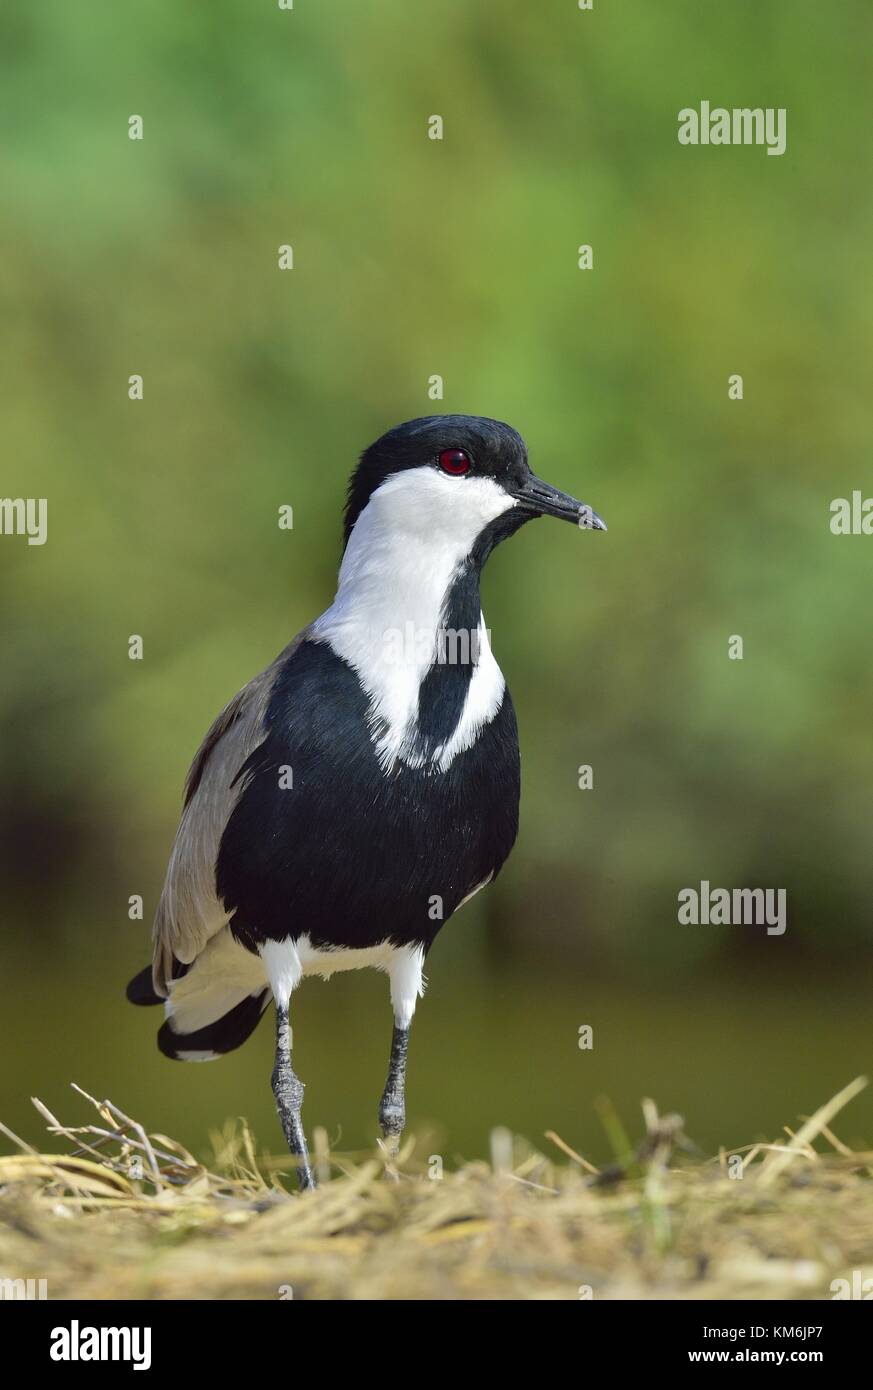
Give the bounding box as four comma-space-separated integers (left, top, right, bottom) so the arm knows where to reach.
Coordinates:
151, 631, 308, 994
183, 686, 250, 809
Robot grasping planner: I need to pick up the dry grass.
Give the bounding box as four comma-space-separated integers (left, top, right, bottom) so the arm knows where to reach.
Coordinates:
1, 1079, 871, 1300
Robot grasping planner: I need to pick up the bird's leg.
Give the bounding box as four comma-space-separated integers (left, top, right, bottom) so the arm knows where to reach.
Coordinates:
271, 1002, 314, 1191
378, 1022, 409, 1176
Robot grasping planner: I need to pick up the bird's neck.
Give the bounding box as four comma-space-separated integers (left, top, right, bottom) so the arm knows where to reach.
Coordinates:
312, 513, 503, 771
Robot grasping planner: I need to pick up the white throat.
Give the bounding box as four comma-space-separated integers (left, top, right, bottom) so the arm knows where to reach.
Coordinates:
312, 467, 516, 772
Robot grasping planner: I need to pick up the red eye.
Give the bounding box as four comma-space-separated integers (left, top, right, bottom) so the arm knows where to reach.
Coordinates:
439, 448, 471, 476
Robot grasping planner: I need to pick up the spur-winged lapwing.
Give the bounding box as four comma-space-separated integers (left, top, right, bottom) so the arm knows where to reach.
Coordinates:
127, 415, 605, 1189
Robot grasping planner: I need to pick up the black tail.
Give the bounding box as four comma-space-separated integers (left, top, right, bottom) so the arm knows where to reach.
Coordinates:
126, 957, 190, 1006
126, 965, 163, 1006
157, 989, 271, 1062
127, 955, 269, 1061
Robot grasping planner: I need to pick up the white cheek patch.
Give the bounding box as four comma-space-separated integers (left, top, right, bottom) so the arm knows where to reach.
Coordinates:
364, 467, 517, 550
313, 466, 515, 771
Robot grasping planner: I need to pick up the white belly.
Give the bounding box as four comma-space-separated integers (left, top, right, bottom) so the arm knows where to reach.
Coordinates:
260, 935, 426, 1028
296, 935, 404, 980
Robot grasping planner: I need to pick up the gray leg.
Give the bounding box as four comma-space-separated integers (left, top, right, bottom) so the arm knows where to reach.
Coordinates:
379, 1023, 409, 1161
271, 1003, 314, 1191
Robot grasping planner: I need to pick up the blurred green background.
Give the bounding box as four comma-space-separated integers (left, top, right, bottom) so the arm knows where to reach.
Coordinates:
2, 0, 872, 1166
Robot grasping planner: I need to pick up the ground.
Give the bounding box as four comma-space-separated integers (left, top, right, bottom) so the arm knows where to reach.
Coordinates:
0, 1080, 870, 1301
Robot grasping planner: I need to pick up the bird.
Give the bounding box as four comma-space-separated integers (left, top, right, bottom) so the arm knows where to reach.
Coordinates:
127, 415, 605, 1189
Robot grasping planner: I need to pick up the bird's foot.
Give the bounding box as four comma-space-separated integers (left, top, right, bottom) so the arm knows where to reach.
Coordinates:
377, 1135, 401, 1182
272, 1061, 315, 1191
293, 1150, 316, 1191
378, 1093, 405, 1180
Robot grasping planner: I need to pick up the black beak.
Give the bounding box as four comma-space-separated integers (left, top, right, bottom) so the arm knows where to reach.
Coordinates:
511, 474, 607, 531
